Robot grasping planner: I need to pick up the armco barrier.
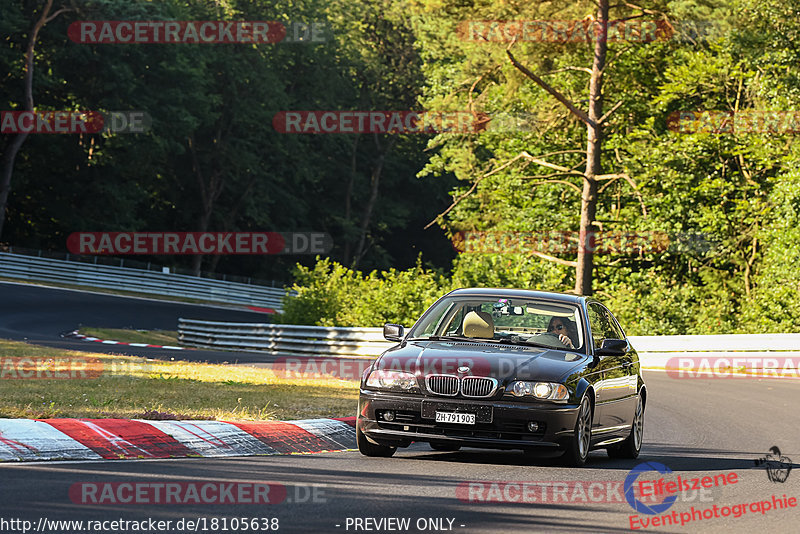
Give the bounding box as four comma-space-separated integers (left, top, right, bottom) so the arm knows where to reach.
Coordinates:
178, 319, 387, 358
0, 252, 287, 310
628, 334, 800, 371
177, 321, 800, 372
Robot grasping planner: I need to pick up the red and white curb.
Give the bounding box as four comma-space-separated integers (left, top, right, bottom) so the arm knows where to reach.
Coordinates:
62, 330, 187, 351
0, 417, 356, 462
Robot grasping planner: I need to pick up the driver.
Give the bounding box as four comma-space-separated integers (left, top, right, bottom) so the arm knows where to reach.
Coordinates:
547, 316, 577, 349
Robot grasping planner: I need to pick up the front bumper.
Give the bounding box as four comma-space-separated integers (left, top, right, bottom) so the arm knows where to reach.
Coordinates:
358, 390, 580, 451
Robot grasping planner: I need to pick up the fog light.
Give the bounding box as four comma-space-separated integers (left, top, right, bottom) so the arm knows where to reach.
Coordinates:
383, 411, 395, 422
527, 421, 539, 432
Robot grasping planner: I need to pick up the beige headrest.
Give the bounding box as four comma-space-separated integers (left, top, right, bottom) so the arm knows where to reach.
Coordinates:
463, 310, 494, 339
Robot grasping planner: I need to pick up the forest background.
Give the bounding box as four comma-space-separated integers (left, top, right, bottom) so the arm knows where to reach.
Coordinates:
2, 0, 799, 335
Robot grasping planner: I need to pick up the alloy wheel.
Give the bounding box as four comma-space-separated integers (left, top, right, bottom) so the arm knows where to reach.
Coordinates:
577, 396, 592, 458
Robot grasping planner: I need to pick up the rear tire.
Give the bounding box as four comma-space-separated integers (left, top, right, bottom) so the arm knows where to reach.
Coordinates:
430, 441, 461, 452
561, 395, 593, 467
607, 393, 644, 459
356, 419, 396, 457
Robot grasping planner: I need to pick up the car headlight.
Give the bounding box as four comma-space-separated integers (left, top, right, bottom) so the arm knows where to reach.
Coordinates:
509, 381, 568, 401
366, 370, 417, 390
511, 381, 533, 396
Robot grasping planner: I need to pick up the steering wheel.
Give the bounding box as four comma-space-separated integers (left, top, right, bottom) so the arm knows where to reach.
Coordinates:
537, 331, 573, 347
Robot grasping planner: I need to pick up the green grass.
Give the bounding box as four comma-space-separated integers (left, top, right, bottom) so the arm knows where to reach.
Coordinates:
0, 339, 358, 421
79, 327, 179, 345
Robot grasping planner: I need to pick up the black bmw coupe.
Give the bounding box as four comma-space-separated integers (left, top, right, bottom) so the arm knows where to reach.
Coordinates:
356, 288, 645, 466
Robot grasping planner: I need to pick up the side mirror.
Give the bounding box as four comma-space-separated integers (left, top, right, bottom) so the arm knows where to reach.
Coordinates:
595, 338, 627, 357
383, 323, 405, 342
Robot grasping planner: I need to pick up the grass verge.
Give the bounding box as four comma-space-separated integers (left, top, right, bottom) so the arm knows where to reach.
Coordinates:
0, 339, 358, 421
78, 327, 179, 346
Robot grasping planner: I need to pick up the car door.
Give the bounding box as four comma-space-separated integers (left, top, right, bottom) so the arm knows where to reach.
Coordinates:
605, 306, 639, 404
587, 303, 635, 433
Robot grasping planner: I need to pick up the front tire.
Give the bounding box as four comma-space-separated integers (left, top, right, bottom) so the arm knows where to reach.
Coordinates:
607, 393, 644, 459
356, 419, 396, 457
562, 395, 593, 467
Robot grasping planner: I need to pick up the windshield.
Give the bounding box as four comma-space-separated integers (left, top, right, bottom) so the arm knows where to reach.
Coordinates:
408, 295, 585, 352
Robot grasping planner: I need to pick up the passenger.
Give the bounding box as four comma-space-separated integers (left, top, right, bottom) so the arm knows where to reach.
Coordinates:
547, 316, 577, 349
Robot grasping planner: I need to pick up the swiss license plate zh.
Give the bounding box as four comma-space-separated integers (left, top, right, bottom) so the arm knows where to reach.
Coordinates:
435, 411, 476, 425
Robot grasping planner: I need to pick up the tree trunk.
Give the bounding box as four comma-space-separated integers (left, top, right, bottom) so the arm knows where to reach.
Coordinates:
0, 0, 58, 241
190, 209, 212, 276
343, 135, 360, 265
352, 136, 395, 268
188, 135, 223, 277
0, 134, 29, 240
575, 0, 609, 296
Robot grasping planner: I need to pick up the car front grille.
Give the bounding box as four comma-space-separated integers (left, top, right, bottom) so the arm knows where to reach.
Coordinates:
461, 377, 498, 398
426, 374, 459, 396
425, 375, 498, 398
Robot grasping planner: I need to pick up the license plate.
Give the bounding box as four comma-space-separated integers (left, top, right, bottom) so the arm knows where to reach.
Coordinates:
435, 411, 475, 425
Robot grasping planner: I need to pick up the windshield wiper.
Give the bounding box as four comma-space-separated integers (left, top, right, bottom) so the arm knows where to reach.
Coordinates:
420, 335, 501, 343
493, 337, 552, 349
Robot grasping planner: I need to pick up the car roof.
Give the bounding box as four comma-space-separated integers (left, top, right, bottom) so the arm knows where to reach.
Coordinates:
446, 287, 585, 305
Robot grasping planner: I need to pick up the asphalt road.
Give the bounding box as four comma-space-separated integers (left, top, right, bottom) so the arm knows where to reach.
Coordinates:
0, 281, 280, 364
1, 372, 798, 533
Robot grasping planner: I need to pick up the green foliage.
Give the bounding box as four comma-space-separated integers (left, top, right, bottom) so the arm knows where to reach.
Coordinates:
0, 0, 455, 278
279, 257, 451, 326
4, 0, 800, 333
740, 166, 800, 332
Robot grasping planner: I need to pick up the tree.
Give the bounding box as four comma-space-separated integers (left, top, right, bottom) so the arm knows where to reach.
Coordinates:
417, 0, 660, 295
0, 0, 71, 240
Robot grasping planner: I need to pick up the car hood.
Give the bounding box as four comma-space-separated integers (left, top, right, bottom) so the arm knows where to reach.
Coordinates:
375, 339, 589, 383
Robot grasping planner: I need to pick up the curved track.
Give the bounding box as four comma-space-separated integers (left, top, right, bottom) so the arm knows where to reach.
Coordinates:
0, 281, 275, 363
1, 373, 798, 532
1, 281, 798, 532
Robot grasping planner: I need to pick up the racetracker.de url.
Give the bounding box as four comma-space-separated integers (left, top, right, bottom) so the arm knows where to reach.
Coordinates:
0, 517, 280, 533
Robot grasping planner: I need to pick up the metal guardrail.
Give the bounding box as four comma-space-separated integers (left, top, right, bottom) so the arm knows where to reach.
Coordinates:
178, 320, 800, 367
0, 252, 288, 310
628, 334, 800, 370
178, 319, 387, 357
1, 245, 283, 286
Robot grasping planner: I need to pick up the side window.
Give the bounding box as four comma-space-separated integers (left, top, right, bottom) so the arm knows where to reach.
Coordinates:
416, 302, 455, 337
588, 303, 616, 349
605, 307, 626, 340
442, 306, 464, 335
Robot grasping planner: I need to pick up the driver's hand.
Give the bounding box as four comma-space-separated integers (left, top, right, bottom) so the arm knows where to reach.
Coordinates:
558, 333, 574, 348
